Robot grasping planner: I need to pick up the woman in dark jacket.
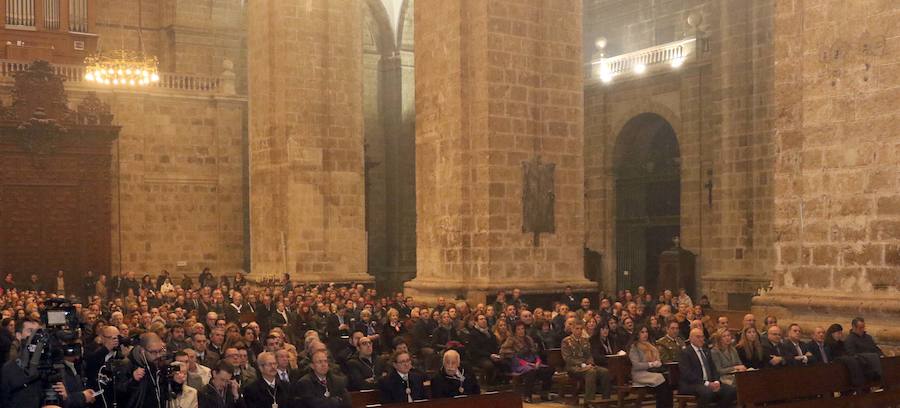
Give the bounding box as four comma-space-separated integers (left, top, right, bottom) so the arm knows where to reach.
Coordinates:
590, 324, 621, 363
431, 349, 480, 398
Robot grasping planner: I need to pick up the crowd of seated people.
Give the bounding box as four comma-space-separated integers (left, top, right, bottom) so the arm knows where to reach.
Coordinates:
0, 271, 888, 408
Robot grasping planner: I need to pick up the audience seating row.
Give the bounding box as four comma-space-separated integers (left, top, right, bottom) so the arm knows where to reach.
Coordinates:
735, 355, 900, 407
349, 390, 521, 408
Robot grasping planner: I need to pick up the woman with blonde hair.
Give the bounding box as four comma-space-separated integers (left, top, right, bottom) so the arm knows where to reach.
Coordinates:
628, 325, 672, 407
493, 318, 511, 345
710, 328, 747, 385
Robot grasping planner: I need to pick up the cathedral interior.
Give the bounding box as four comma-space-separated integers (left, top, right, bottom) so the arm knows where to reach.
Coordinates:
0, 0, 898, 346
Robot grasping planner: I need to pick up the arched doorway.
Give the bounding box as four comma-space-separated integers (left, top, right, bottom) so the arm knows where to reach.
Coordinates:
613, 113, 681, 295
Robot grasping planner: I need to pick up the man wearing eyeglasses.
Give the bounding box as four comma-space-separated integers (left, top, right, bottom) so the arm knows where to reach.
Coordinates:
241, 352, 293, 408
377, 350, 426, 403
118, 332, 170, 408
346, 336, 377, 391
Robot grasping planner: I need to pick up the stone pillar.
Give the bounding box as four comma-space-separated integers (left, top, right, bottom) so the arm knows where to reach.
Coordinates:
248, 0, 370, 282
754, 1, 900, 345
407, 0, 595, 302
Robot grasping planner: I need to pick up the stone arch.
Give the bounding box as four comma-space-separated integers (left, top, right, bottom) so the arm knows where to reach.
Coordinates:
609, 101, 683, 151
363, 0, 398, 56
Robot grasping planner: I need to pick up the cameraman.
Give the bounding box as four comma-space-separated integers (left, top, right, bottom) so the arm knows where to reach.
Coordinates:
0, 317, 44, 407
60, 339, 96, 408
118, 333, 169, 408
1, 318, 95, 408
85, 326, 121, 391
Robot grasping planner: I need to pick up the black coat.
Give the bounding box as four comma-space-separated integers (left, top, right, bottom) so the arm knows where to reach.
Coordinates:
297, 372, 351, 408
429, 367, 480, 399
346, 355, 377, 391
466, 327, 499, 362
241, 377, 294, 408
806, 340, 832, 364
198, 383, 239, 408
782, 339, 809, 366
762, 340, 789, 368
678, 345, 721, 389
1, 359, 43, 408
377, 370, 427, 403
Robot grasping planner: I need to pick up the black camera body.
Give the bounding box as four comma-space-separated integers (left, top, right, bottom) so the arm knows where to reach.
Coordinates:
19, 298, 84, 405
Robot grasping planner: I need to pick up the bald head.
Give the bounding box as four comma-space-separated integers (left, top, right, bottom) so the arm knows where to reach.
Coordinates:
689, 328, 705, 348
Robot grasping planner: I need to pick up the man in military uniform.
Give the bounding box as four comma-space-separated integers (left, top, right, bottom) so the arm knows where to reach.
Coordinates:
561, 320, 611, 402
656, 320, 685, 363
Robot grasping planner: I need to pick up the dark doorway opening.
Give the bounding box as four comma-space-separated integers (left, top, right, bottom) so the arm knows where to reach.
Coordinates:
614, 113, 681, 294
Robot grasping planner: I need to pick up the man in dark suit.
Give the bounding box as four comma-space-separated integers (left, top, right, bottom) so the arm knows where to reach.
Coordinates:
560, 286, 578, 310
761, 326, 789, 368
198, 361, 240, 408
678, 328, 736, 408
192, 332, 220, 367
807, 326, 832, 364
377, 350, 427, 403
242, 352, 294, 408
783, 323, 813, 366
346, 336, 378, 391
275, 349, 304, 383
298, 349, 351, 408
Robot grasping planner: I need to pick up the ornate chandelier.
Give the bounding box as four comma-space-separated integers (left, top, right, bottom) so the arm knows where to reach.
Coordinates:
84, 49, 160, 86
83, 0, 159, 88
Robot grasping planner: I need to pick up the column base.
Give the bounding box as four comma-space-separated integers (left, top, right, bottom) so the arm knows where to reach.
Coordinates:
404, 277, 598, 306
752, 289, 900, 349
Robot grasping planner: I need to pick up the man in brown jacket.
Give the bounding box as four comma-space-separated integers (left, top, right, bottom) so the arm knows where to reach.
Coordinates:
561, 320, 611, 402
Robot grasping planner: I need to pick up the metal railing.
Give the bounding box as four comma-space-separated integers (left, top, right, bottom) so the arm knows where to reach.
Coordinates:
0, 59, 225, 94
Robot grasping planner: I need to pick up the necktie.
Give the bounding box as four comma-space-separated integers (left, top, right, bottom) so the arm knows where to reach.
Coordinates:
819, 343, 828, 363
280, 371, 288, 382
696, 347, 709, 381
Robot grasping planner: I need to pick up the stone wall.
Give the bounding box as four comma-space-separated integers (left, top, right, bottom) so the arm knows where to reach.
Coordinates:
754, 0, 900, 344
105, 91, 247, 277
247, 0, 370, 282
584, 0, 776, 307
408, 0, 595, 302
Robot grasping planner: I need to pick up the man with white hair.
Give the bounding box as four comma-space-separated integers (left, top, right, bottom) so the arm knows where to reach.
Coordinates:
242, 352, 292, 408
430, 350, 480, 398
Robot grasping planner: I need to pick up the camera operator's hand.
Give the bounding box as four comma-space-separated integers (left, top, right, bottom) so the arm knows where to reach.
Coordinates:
52, 382, 68, 401
83, 389, 97, 404
133, 367, 146, 381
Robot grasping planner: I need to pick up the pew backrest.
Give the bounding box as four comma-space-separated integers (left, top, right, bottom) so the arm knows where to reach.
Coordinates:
735, 355, 900, 407
359, 391, 522, 408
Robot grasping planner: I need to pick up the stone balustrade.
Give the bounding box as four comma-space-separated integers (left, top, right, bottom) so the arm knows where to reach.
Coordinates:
0, 58, 236, 96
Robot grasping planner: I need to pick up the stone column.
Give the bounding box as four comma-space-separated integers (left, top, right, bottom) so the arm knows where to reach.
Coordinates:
248, 0, 370, 282
754, 1, 900, 345
407, 0, 595, 302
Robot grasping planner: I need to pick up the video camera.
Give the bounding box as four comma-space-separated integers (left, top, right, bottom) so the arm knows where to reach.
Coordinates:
18, 298, 84, 405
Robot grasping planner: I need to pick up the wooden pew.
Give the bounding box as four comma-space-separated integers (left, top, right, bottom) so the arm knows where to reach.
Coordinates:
546, 347, 584, 405
351, 389, 380, 408
734, 355, 900, 407
356, 390, 522, 408
605, 354, 650, 408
